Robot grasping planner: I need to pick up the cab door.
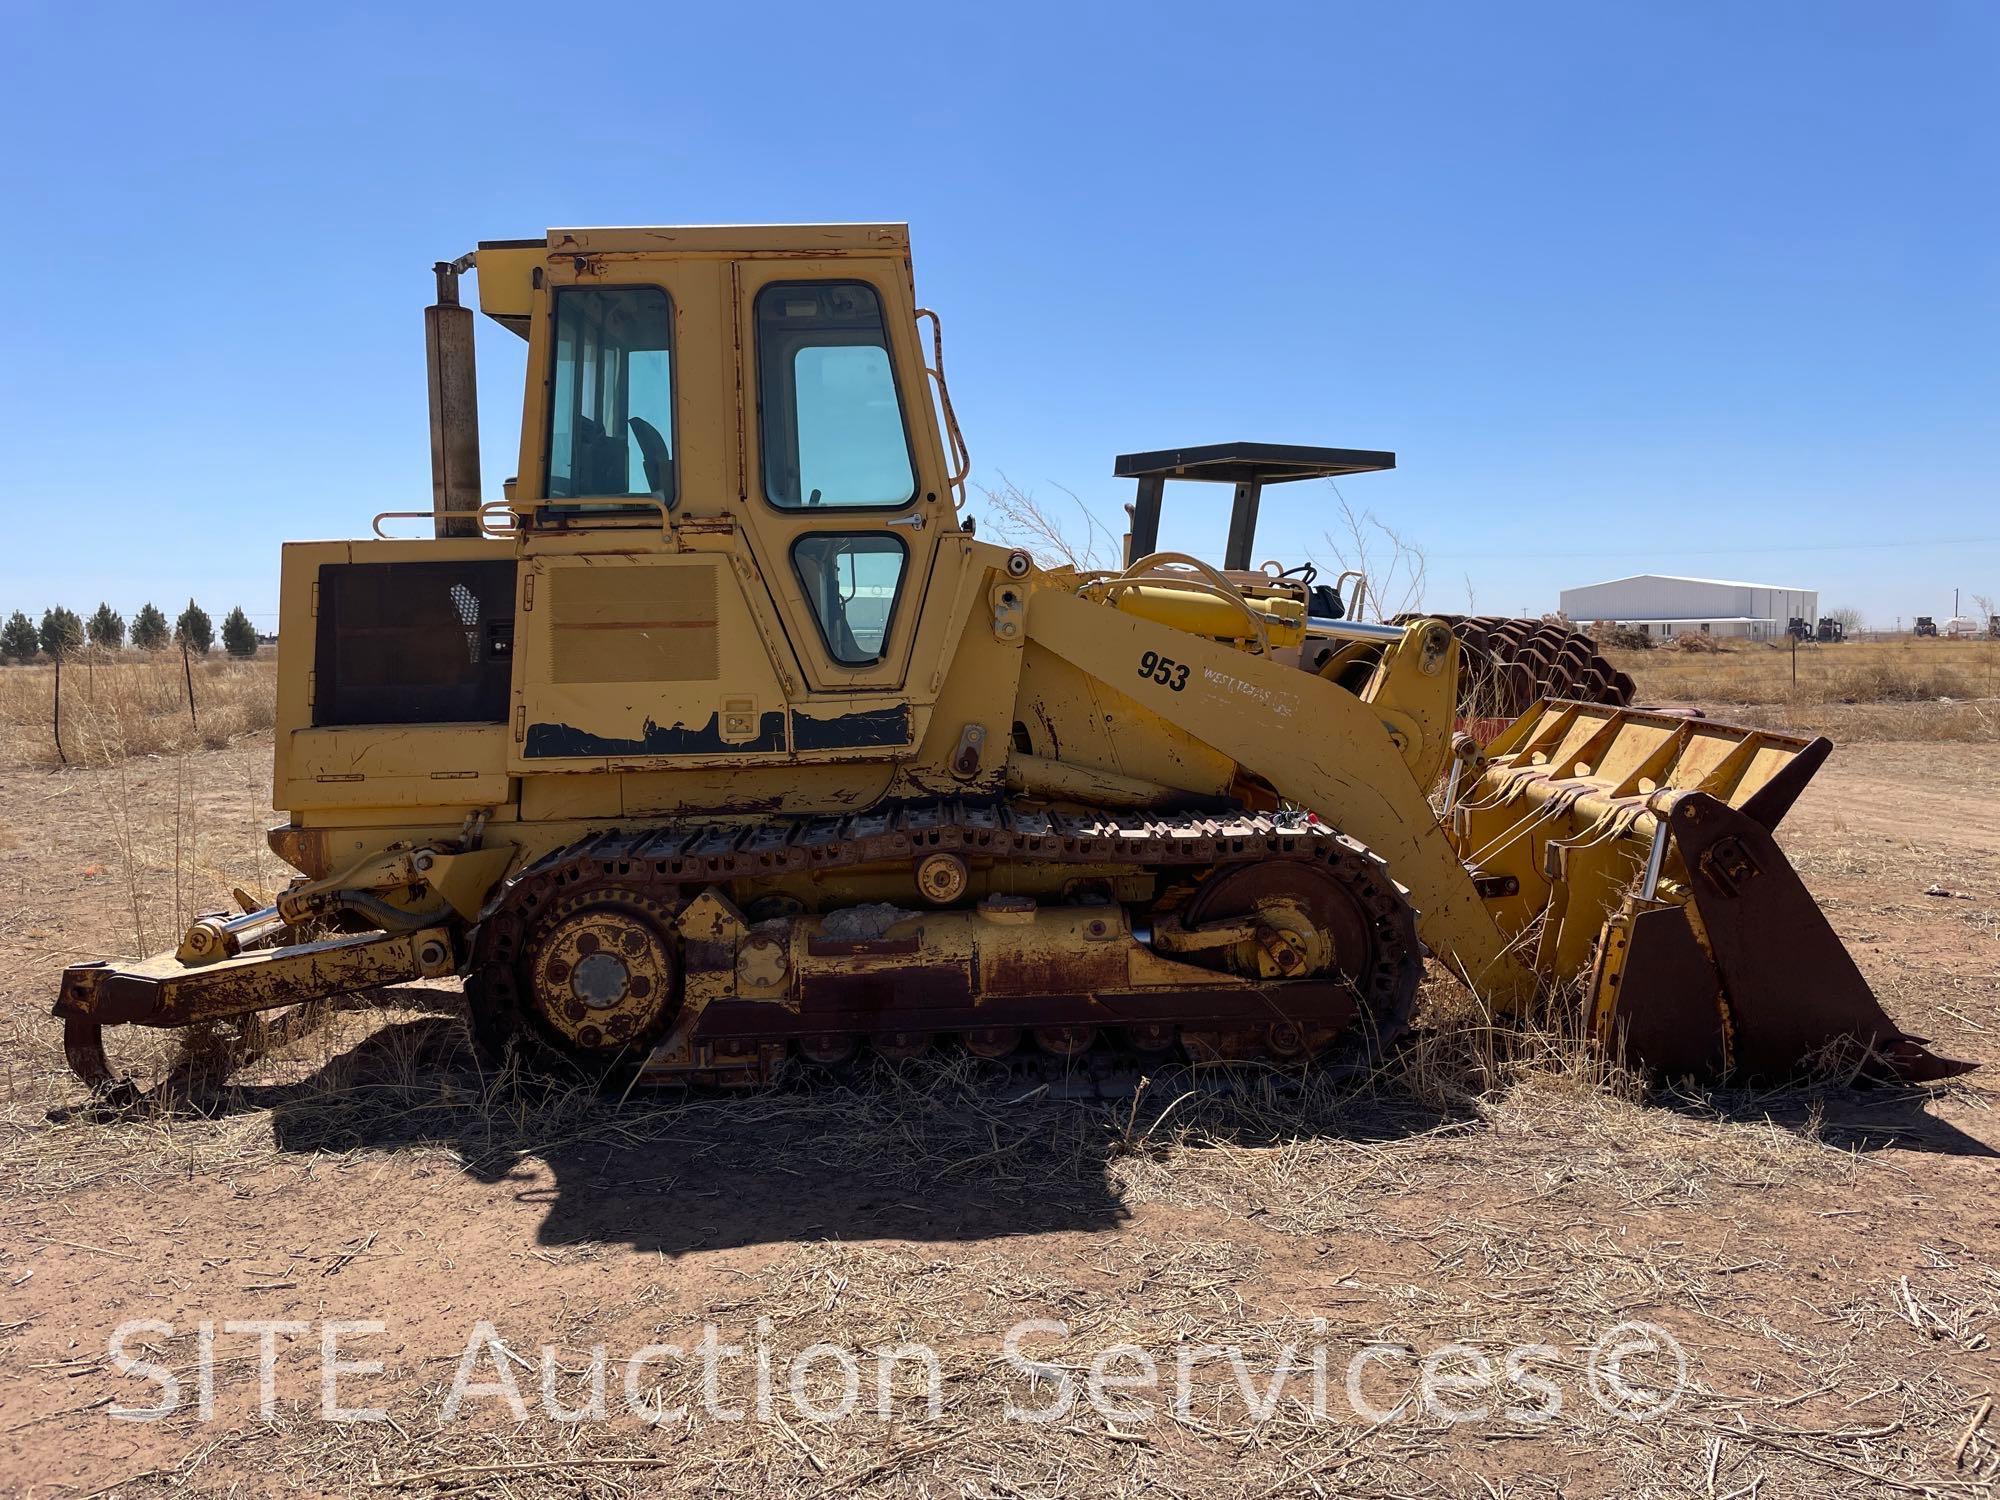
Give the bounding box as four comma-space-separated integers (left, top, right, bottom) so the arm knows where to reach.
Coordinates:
734, 260, 956, 750
509, 255, 791, 771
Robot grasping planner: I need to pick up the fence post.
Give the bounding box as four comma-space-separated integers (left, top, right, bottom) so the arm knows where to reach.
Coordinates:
182, 638, 198, 729
52, 652, 67, 766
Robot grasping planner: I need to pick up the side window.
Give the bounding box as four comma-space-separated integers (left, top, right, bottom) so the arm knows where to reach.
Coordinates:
546, 286, 674, 504
791, 535, 907, 664
756, 282, 916, 509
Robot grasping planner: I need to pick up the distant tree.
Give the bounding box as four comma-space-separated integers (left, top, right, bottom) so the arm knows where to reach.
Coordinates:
39, 606, 85, 659
175, 599, 213, 656
1827, 606, 1865, 635
1, 611, 38, 663
221, 606, 259, 658
88, 602, 126, 649
130, 602, 170, 650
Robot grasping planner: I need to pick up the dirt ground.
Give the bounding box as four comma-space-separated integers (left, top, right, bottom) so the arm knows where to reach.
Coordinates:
0, 730, 1995, 1498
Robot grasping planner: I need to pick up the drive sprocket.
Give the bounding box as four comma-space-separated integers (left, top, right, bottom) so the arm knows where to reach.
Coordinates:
466, 879, 684, 1079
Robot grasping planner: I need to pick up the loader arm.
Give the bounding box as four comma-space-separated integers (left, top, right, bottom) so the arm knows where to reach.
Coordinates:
1024, 587, 1537, 1005
1024, 582, 1970, 1083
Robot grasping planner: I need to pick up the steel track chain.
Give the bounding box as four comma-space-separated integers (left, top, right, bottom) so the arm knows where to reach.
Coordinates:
467, 797, 1425, 1079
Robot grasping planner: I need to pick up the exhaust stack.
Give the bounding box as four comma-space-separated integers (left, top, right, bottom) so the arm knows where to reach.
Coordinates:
425, 255, 481, 538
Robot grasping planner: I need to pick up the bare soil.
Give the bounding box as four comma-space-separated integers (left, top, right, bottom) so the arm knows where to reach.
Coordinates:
0, 733, 1995, 1498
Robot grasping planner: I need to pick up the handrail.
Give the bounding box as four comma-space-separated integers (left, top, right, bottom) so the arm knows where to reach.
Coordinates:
1333, 568, 1370, 622
915, 308, 970, 505
370, 504, 520, 540
505, 495, 674, 532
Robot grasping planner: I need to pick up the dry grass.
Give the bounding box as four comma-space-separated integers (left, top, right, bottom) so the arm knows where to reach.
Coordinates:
1, 737, 1996, 1496
0, 649, 277, 771
4, 979, 1993, 1498
1611, 637, 2000, 741
1612, 636, 2000, 705
977, 476, 1122, 572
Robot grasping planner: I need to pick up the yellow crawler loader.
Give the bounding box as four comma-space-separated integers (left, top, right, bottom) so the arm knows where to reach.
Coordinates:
56, 225, 1968, 1095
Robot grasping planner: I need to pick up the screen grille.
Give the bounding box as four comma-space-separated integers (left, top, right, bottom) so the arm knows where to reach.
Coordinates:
313, 560, 516, 726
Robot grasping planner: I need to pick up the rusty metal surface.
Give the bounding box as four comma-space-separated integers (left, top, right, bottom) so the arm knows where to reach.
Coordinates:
63, 1018, 119, 1089
524, 886, 679, 1053
426, 260, 483, 539
266, 822, 333, 880
915, 851, 969, 905
982, 934, 1128, 996
1595, 904, 1729, 1077
466, 796, 1422, 1085
1396, 614, 1636, 719
55, 927, 454, 1031
1668, 793, 1975, 1083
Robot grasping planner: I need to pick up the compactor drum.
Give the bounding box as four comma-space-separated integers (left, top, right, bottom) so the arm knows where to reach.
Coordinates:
55, 225, 1970, 1097
1393, 614, 1636, 721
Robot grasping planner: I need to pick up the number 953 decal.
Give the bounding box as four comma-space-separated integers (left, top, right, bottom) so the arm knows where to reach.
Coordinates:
1137, 650, 1190, 692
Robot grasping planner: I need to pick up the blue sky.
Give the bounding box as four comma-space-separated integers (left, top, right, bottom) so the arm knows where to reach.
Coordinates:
3, 1, 1994, 630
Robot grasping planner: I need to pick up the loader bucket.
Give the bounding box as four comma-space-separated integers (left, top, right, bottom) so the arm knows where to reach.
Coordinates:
1450, 702, 1973, 1084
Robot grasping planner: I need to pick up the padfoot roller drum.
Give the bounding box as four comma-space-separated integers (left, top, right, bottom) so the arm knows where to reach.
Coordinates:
1395, 612, 1637, 719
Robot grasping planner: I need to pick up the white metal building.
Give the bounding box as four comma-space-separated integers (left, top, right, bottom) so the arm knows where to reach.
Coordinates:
1558, 575, 1817, 641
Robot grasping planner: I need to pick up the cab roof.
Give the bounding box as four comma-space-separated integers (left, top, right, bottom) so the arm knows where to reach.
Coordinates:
473, 224, 912, 334
480, 223, 909, 255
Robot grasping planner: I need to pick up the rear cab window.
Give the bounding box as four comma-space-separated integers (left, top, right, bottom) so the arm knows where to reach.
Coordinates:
546, 286, 675, 511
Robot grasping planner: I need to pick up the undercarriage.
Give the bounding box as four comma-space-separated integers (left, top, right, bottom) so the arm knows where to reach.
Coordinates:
62, 799, 1427, 1096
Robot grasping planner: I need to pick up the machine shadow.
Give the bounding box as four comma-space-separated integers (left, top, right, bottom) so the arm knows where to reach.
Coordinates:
243, 1008, 1465, 1257
223, 994, 1993, 1263
1692, 1084, 1998, 1159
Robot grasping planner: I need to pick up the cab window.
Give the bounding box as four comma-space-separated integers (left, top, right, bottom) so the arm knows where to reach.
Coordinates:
546, 286, 674, 505
756, 282, 916, 509
791, 534, 907, 664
